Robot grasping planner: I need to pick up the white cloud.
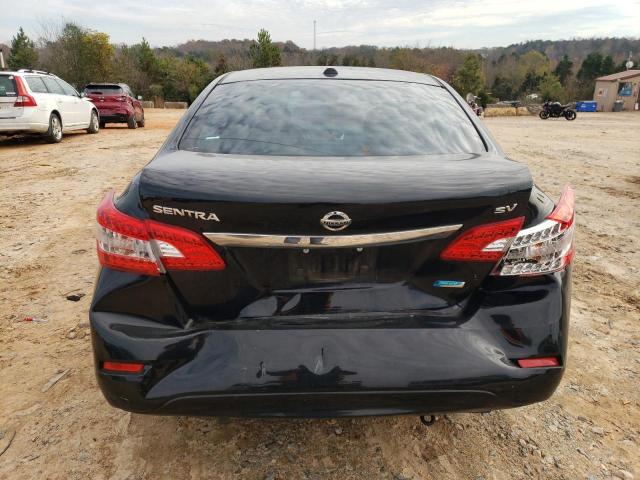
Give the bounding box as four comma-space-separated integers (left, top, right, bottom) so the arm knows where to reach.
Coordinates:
1, 0, 638, 48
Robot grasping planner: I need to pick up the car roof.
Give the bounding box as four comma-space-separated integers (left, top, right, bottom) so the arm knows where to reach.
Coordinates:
85, 83, 125, 88
219, 66, 442, 86
1, 70, 54, 76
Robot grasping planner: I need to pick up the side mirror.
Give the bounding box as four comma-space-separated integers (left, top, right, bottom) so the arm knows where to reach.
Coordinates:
80, 92, 86, 98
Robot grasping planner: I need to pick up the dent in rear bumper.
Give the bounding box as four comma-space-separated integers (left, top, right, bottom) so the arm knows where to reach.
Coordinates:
90, 269, 570, 417
91, 319, 565, 416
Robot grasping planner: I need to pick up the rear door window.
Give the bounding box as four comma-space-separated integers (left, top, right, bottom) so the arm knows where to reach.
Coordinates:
56, 78, 79, 96
0, 75, 17, 97
25, 76, 48, 94
42, 77, 65, 95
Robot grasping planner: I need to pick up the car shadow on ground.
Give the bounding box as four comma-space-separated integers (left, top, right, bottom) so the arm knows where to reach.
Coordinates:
107, 412, 501, 479
0, 131, 95, 147
0, 134, 50, 146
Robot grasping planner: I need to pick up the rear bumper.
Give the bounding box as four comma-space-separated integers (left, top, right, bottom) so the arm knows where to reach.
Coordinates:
0, 121, 49, 134
94, 105, 133, 123
99, 114, 130, 123
90, 269, 571, 417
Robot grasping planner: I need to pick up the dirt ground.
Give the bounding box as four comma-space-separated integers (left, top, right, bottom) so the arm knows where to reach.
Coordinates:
0, 110, 638, 480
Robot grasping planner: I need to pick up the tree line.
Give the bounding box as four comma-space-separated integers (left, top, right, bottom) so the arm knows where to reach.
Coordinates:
4, 24, 637, 105
6, 24, 216, 103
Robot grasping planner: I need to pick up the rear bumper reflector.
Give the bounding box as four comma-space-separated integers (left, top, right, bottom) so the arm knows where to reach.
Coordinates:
203, 224, 462, 249
102, 361, 145, 374
516, 357, 560, 368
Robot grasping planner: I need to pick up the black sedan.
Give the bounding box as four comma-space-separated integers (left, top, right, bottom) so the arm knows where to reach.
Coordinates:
90, 67, 574, 417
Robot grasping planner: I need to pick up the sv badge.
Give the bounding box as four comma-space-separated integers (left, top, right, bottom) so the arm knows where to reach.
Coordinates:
494, 203, 518, 214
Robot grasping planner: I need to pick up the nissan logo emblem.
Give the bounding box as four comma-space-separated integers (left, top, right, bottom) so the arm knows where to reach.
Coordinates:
320, 211, 351, 231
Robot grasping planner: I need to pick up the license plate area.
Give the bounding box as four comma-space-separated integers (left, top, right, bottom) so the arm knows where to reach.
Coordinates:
0, 103, 17, 118
288, 249, 377, 282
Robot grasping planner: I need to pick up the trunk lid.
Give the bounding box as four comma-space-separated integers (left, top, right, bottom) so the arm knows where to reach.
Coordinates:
84, 85, 126, 110
85, 92, 125, 109
137, 151, 532, 320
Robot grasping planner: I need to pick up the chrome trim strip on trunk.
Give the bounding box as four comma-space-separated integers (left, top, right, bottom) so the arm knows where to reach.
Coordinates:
204, 224, 462, 249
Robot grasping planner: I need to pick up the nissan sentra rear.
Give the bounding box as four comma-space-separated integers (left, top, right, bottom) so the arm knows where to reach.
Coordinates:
90, 66, 573, 417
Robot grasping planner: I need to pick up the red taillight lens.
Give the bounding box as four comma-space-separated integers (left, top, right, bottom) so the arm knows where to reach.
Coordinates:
96, 191, 225, 275
147, 220, 225, 271
13, 76, 37, 107
440, 217, 525, 262
102, 361, 145, 373
516, 357, 560, 368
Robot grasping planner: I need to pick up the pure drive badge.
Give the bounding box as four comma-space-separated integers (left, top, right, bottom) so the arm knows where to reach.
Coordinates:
433, 280, 466, 288
152, 205, 220, 222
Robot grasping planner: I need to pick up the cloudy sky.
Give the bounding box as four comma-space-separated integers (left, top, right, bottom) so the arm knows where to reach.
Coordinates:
2, 0, 639, 49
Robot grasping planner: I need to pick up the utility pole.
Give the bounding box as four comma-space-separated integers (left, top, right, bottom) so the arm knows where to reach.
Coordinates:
313, 20, 316, 51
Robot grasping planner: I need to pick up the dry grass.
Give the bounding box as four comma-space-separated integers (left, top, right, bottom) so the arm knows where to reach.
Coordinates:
484, 107, 534, 117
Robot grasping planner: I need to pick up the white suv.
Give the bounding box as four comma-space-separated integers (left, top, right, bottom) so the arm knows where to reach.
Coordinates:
0, 69, 100, 143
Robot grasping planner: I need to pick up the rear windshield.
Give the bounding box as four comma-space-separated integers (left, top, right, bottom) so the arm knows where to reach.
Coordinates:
84, 85, 123, 95
180, 79, 485, 156
0, 75, 17, 97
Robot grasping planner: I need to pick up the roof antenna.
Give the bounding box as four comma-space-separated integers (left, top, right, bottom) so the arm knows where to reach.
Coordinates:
323, 67, 338, 77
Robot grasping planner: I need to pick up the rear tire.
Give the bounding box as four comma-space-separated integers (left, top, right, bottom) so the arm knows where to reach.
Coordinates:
46, 113, 63, 143
87, 110, 99, 134
564, 109, 577, 121
127, 114, 138, 129
137, 112, 145, 128
539, 110, 549, 120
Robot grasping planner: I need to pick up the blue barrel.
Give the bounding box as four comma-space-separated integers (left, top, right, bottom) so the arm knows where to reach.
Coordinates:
575, 101, 597, 112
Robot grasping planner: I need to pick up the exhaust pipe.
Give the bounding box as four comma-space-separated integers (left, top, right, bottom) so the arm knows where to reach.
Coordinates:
419, 415, 438, 426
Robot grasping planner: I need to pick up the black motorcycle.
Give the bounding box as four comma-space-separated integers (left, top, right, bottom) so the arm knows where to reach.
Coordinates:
539, 101, 577, 121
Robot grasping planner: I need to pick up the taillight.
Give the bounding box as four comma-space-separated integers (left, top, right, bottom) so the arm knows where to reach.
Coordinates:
13, 76, 37, 107
496, 186, 575, 276
96, 192, 159, 275
440, 186, 575, 277
96, 191, 225, 275
441, 217, 525, 262
117, 95, 128, 102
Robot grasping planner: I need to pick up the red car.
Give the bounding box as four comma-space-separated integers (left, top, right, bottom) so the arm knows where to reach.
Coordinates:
83, 83, 145, 129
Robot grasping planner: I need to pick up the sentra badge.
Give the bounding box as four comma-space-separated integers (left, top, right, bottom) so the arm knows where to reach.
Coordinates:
152, 205, 220, 222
